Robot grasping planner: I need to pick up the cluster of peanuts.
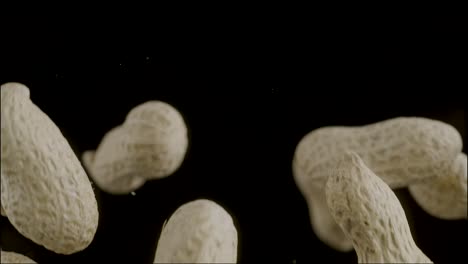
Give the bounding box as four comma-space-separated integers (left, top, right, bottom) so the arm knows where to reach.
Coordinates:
1, 83, 236, 263
1, 82, 466, 263
292, 116, 466, 262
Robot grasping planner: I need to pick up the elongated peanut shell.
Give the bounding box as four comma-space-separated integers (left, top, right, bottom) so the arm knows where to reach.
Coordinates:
294, 117, 462, 189
326, 152, 432, 263
154, 199, 238, 263
1, 83, 99, 255
83, 101, 188, 194
1, 250, 36, 263
292, 117, 463, 251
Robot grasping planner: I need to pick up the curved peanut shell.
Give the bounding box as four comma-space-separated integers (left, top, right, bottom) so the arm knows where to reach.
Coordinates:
0, 250, 36, 263
325, 152, 432, 263
304, 184, 353, 251
154, 199, 238, 263
83, 101, 188, 194
1, 83, 99, 254
294, 117, 462, 190
292, 117, 463, 251
409, 153, 467, 219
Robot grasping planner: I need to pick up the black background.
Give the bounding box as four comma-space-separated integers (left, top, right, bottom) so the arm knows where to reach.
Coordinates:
1, 12, 466, 263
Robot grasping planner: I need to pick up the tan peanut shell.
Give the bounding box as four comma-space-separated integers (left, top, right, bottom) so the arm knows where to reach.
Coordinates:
294, 117, 462, 189
1, 83, 99, 255
325, 152, 432, 263
292, 117, 464, 251
82, 101, 188, 194
1, 250, 36, 263
154, 199, 238, 263
409, 152, 467, 219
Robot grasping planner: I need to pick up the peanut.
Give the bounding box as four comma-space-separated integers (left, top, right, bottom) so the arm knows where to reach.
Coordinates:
292, 117, 464, 251
325, 152, 432, 263
0, 250, 36, 263
1, 83, 99, 254
154, 199, 237, 263
409, 152, 467, 219
82, 101, 188, 195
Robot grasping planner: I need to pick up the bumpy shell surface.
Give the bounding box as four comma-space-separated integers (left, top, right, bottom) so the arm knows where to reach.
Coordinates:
154, 199, 238, 263
325, 152, 432, 263
292, 117, 463, 251
294, 117, 462, 190
409, 152, 467, 219
83, 101, 188, 194
1, 83, 99, 254
1, 250, 36, 263
303, 184, 353, 251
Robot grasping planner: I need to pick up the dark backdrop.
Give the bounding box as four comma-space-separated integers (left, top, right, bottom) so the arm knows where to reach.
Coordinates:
1, 14, 466, 264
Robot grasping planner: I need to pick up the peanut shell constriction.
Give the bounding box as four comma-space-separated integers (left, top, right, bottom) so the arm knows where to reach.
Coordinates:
83, 101, 188, 194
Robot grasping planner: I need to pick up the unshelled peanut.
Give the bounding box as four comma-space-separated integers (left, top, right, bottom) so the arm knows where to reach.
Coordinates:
293, 117, 464, 251
326, 152, 432, 263
154, 199, 237, 263
83, 101, 188, 194
1, 250, 36, 263
1, 82, 99, 255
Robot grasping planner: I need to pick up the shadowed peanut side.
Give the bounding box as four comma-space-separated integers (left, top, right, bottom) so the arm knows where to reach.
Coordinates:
409, 152, 467, 219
